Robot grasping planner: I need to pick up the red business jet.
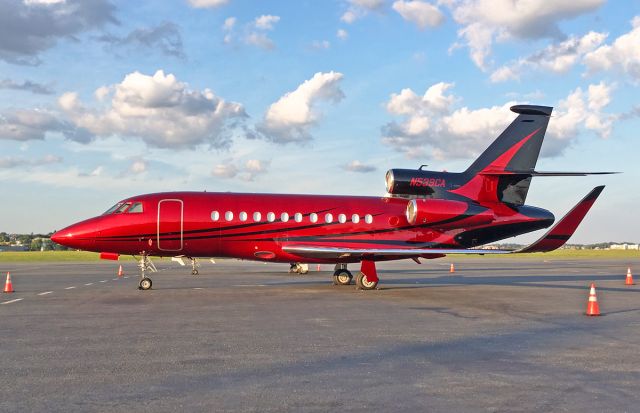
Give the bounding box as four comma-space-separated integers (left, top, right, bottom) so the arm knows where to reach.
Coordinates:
51, 105, 614, 291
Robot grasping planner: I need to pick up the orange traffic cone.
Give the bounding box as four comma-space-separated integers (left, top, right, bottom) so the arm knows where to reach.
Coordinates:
625, 267, 634, 286
4, 272, 14, 293
317, 264, 321, 271
586, 282, 600, 316
117, 265, 124, 278
450, 263, 455, 273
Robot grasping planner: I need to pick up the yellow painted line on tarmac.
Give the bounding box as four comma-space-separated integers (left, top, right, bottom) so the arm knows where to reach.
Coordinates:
1, 298, 23, 305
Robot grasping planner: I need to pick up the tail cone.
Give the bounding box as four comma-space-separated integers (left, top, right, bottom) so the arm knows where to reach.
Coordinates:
4, 272, 14, 293
586, 282, 600, 316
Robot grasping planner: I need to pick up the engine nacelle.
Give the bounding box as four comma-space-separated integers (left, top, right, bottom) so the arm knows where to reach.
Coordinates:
406, 199, 495, 227
386, 169, 450, 196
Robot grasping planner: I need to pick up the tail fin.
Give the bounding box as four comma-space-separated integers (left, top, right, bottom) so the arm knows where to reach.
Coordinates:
455, 105, 552, 205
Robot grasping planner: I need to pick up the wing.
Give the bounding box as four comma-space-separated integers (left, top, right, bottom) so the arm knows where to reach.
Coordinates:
282, 186, 605, 260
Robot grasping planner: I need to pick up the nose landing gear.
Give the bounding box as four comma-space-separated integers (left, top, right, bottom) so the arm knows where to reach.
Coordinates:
137, 253, 157, 290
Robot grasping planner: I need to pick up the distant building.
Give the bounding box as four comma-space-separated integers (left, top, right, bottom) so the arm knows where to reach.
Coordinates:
610, 244, 640, 250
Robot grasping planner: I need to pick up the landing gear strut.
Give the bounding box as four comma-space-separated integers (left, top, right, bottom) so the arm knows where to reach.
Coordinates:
137, 252, 157, 290
356, 260, 379, 290
332, 263, 353, 285
190, 258, 199, 276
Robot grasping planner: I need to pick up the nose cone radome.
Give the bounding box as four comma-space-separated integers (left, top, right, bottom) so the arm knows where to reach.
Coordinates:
51, 219, 100, 250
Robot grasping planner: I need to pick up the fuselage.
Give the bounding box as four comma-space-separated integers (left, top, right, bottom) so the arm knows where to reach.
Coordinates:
51, 191, 554, 263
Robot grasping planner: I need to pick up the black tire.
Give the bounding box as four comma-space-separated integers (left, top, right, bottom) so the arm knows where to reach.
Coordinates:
356, 272, 377, 290
333, 269, 353, 285
139, 277, 152, 290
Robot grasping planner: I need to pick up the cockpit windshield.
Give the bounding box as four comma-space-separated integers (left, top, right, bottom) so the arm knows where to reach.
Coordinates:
103, 202, 124, 215
103, 201, 144, 215
128, 202, 143, 213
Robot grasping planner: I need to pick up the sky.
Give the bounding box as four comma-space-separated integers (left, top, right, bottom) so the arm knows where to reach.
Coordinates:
0, 0, 638, 244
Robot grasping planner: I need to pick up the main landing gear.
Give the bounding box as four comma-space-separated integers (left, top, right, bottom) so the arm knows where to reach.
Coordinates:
332, 263, 353, 286
137, 253, 157, 291
332, 261, 379, 290
356, 260, 379, 290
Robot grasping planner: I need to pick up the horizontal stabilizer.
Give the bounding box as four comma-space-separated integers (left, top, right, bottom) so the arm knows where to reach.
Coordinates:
479, 170, 619, 177
515, 185, 605, 253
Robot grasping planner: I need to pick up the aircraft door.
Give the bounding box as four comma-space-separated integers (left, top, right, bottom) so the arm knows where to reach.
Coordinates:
157, 199, 183, 252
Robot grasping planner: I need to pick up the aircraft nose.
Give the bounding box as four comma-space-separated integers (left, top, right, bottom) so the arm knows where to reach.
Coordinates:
51, 222, 97, 249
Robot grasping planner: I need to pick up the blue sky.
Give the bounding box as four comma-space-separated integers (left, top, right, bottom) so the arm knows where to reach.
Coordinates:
0, 0, 638, 243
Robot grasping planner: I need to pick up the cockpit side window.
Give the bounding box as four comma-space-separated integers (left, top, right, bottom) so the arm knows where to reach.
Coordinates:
103, 202, 123, 215
127, 202, 144, 213
114, 202, 131, 214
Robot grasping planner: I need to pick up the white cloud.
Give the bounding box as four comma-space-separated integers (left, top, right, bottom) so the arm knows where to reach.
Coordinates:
341, 0, 385, 24
0, 108, 90, 142
187, 0, 229, 8
245, 32, 275, 50
0, 154, 62, 169
392, 1, 444, 30
258, 71, 345, 143
254, 15, 280, 30
59, 69, 247, 149
343, 160, 376, 173
446, 0, 605, 70
239, 15, 281, 50
490, 31, 608, 82
311, 40, 331, 50
382, 80, 615, 160
337, 29, 349, 40
129, 159, 147, 174
212, 159, 270, 180
584, 17, 640, 80
222, 17, 236, 31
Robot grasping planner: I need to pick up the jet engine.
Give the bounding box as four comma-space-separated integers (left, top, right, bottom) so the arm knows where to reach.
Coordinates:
385, 169, 450, 197
405, 199, 495, 227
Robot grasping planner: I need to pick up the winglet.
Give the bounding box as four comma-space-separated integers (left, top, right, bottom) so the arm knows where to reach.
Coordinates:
516, 186, 605, 253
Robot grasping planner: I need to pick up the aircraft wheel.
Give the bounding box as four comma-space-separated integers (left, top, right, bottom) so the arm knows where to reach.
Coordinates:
333, 269, 353, 285
139, 277, 152, 290
191, 269, 199, 276
356, 272, 377, 290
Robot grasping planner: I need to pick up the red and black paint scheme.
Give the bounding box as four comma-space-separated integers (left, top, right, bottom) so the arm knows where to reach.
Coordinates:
51, 105, 615, 291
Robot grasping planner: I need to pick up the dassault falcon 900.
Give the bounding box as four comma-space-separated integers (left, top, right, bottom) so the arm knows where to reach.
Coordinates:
51, 105, 615, 291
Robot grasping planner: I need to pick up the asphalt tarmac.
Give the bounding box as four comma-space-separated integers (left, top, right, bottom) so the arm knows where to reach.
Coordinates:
1, 257, 639, 412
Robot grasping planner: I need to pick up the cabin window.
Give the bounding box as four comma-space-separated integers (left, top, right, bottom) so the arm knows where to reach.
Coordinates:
128, 202, 143, 213
239, 211, 247, 222
294, 213, 303, 223
338, 214, 346, 223
365, 214, 373, 224
325, 213, 333, 223
114, 203, 131, 214
225, 211, 234, 221
211, 211, 220, 221
310, 213, 318, 223
103, 202, 123, 215
267, 212, 276, 222
352, 214, 360, 224
281, 212, 289, 222
253, 212, 262, 222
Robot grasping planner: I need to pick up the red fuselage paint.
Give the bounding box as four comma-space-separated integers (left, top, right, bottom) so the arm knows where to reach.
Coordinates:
51, 191, 554, 264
